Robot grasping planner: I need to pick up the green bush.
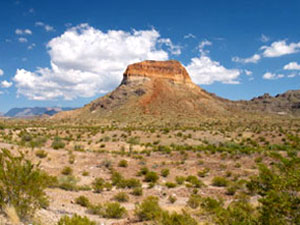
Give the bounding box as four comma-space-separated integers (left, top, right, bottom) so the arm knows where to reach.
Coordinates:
92, 177, 105, 193
161, 168, 170, 177
144, 171, 159, 183
135, 196, 162, 221
186, 175, 204, 188
157, 211, 198, 225
131, 187, 143, 196
0, 149, 50, 219
61, 166, 73, 175
35, 149, 48, 158
165, 182, 177, 188
57, 214, 96, 225
51, 136, 65, 149
175, 176, 186, 185
212, 176, 229, 187
57, 175, 78, 191
103, 202, 127, 218
187, 194, 202, 209
113, 192, 129, 202
118, 159, 128, 167
75, 195, 90, 207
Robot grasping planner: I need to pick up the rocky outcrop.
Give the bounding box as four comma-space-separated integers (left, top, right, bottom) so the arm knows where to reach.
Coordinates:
122, 60, 195, 87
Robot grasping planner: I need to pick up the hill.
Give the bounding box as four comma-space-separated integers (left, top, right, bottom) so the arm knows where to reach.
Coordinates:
5, 107, 75, 118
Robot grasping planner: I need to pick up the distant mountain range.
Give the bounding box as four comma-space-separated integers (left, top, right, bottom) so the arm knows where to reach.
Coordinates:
4, 107, 75, 118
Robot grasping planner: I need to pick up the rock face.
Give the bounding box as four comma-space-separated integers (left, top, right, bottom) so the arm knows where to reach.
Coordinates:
122, 60, 195, 87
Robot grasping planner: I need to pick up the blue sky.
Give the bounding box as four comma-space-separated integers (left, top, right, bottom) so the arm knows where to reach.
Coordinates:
0, 0, 300, 112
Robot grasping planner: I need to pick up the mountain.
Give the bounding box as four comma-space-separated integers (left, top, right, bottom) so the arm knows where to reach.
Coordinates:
5, 107, 75, 118
54, 60, 237, 123
238, 90, 300, 115
54, 60, 300, 124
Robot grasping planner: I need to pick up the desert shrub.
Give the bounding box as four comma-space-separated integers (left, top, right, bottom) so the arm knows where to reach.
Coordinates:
131, 187, 143, 196
157, 211, 198, 225
57, 214, 96, 225
186, 175, 204, 188
51, 136, 65, 149
144, 171, 159, 183
92, 177, 105, 193
165, 182, 177, 188
246, 153, 300, 224
35, 149, 47, 158
212, 176, 229, 187
75, 195, 90, 207
198, 168, 210, 177
87, 204, 103, 215
161, 168, 170, 177
103, 202, 127, 218
118, 159, 128, 167
111, 171, 124, 186
61, 166, 73, 175
135, 196, 163, 221
175, 176, 186, 185
113, 192, 129, 202
168, 195, 177, 204
0, 149, 50, 219
123, 178, 141, 188
137, 166, 149, 176
212, 199, 257, 225
187, 194, 202, 209
57, 175, 78, 191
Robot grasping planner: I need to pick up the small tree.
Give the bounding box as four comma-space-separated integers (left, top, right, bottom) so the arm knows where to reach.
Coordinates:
0, 149, 50, 220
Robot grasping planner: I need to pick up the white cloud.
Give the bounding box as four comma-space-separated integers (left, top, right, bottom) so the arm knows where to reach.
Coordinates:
232, 54, 261, 64
287, 73, 296, 78
28, 43, 36, 50
18, 37, 28, 43
245, 70, 253, 76
15, 29, 32, 35
283, 61, 300, 70
186, 55, 241, 85
158, 38, 181, 55
0, 69, 3, 76
198, 40, 212, 55
35, 22, 55, 32
14, 24, 171, 100
1, 80, 13, 88
260, 34, 270, 43
184, 33, 196, 39
262, 72, 284, 80
261, 40, 300, 57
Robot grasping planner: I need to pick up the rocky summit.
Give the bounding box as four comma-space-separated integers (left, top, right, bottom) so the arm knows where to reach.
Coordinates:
122, 60, 194, 87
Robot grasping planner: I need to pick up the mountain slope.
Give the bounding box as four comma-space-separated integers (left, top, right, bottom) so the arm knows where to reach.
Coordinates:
54, 60, 300, 124
54, 60, 234, 123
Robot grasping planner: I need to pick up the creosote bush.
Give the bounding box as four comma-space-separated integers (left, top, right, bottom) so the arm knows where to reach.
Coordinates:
0, 149, 51, 220
57, 214, 96, 225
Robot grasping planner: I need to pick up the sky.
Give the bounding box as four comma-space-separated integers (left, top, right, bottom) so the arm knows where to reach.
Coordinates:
0, 0, 300, 113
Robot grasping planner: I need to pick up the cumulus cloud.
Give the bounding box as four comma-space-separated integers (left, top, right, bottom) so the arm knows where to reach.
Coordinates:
15, 29, 32, 35
1, 80, 13, 88
184, 33, 196, 39
232, 54, 261, 64
0, 69, 3, 76
14, 24, 172, 100
284, 62, 300, 70
198, 40, 212, 55
261, 40, 300, 57
244, 70, 253, 76
158, 38, 181, 55
35, 22, 55, 32
262, 72, 284, 80
18, 37, 28, 43
186, 55, 241, 85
